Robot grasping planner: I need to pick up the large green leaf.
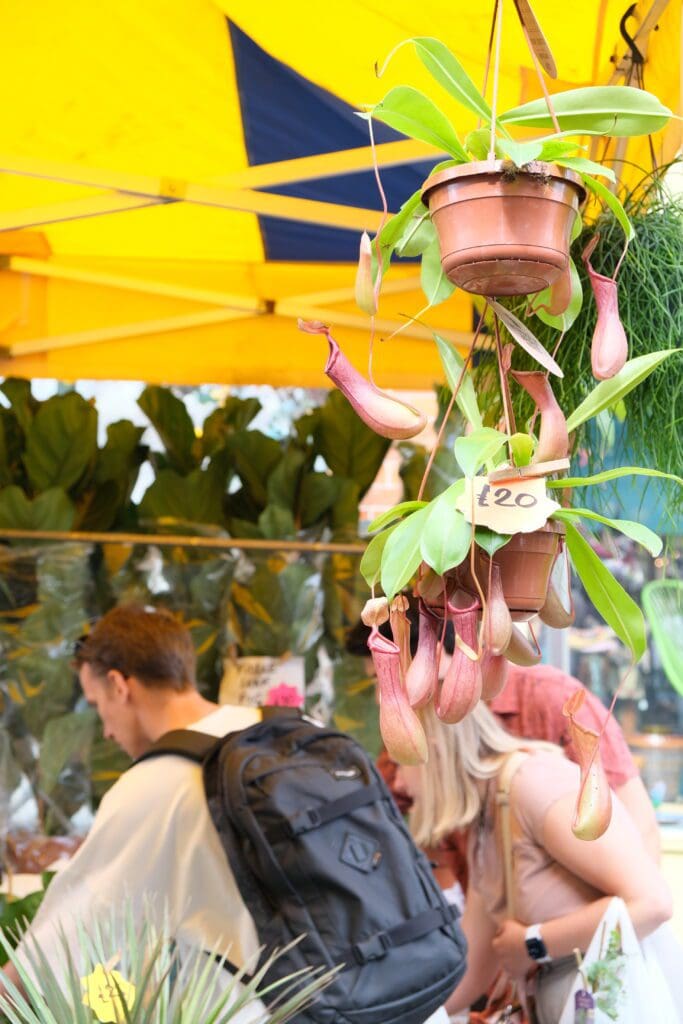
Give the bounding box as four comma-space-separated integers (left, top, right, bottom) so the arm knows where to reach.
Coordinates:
564, 521, 646, 660
0, 415, 15, 487
499, 138, 544, 167
24, 393, 97, 492
420, 482, 470, 574
554, 156, 615, 182
258, 504, 296, 540
538, 138, 585, 161
96, 421, 146, 485
299, 472, 344, 528
0, 486, 75, 530
138, 385, 198, 475
395, 209, 435, 257
499, 86, 672, 136
409, 37, 492, 122
566, 350, 680, 432
466, 128, 502, 160
380, 507, 430, 600
489, 300, 563, 376
421, 240, 455, 305
94, 420, 147, 519
475, 527, 511, 556
547, 466, 683, 490
317, 390, 390, 498
138, 465, 225, 525
267, 447, 307, 512
74, 479, 121, 531
0, 378, 37, 436
377, 190, 424, 269
331, 478, 362, 534
201, 395, 262, 456
360, 525, 397, 588
553, 508, 662, 557
579, 173, 633, 240
454, 427, 509, 478
368, 500, 428, 534
0, 408, 25, 488
434, 333, 482, 429
371, 86, 469, 160
227, 430, 283, 508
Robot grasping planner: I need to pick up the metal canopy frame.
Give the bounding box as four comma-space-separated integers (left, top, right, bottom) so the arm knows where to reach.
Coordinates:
0, 138, 471, 359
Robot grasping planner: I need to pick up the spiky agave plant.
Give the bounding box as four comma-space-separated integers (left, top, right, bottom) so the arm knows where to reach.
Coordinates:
0, 903, 336, 1024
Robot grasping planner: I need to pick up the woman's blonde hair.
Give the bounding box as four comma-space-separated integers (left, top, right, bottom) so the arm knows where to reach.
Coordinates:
408, 701, 559, 847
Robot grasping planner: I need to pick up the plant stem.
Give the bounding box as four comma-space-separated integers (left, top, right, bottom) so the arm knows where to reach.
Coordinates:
367, 115, 388, 386
488, 0, 504, 161
492, 313, 516, 452
416, 313, 485, 501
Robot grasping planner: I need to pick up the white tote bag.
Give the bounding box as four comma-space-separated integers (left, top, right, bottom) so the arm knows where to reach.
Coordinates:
557, 897, 681, 1024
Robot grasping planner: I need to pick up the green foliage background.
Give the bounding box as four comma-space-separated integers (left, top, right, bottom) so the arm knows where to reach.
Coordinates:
0, 382, 384, 842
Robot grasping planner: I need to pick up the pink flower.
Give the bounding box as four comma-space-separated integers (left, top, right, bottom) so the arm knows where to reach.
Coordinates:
264, 683, 304, 708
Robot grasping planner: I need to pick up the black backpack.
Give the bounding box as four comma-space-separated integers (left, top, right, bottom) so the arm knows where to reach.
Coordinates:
137, 709, 467, 1024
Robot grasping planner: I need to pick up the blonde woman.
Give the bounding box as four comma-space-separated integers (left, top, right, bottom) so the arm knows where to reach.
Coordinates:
394, 703, 672, 1023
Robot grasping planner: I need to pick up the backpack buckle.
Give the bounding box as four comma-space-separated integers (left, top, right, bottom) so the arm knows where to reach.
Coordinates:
288, 806, 322, 836
352, 930, 391, 964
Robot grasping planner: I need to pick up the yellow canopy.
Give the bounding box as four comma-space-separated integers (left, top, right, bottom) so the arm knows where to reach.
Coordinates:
0, 0, 679, 387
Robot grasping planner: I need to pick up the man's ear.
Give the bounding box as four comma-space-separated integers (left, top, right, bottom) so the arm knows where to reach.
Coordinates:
106, 669, 131, 703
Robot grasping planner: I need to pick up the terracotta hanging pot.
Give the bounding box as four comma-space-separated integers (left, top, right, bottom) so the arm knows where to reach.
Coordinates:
421, 161, 585, 297
457, 520, 566, 621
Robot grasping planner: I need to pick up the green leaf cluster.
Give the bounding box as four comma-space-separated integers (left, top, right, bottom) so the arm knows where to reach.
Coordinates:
137, 386, 388, 543
0, 382, 147, 532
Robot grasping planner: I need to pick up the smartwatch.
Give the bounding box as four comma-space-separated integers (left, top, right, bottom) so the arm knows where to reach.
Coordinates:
525, 924, 551, 963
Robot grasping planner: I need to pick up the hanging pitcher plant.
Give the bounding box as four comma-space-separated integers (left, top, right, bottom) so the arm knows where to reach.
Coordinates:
296, 1, 682, 839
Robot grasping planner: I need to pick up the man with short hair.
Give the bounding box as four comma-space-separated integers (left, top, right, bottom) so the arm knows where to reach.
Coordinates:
4, 605, 264, 1019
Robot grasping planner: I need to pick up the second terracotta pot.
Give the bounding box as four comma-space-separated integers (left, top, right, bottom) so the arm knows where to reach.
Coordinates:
421, 160, 585, 297
458, 520, 566, 621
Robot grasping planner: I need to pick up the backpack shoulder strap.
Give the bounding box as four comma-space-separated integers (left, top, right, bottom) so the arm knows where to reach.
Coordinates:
134, 729, 218, 766
132, 707, 303, 768
495, 750, 529, 920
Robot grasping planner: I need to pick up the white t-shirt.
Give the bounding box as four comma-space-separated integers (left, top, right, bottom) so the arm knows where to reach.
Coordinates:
17, 704, 264, 1018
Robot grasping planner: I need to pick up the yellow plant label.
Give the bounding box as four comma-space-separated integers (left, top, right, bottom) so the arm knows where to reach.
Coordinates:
456, 475, 559, 534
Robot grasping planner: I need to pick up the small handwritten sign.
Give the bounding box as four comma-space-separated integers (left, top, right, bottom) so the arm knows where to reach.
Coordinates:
456, 474, 559, 534
219, 655, 305, 708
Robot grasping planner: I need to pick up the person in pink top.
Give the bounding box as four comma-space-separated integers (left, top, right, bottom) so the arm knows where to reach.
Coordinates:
394, 702, 672, 1024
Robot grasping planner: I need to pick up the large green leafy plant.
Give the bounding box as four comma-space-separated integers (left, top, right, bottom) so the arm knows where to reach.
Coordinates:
134, 385, 386, 694
0, 381, 146, 532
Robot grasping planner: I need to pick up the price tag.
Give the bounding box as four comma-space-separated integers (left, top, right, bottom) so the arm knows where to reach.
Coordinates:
455, 474, 559, 534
